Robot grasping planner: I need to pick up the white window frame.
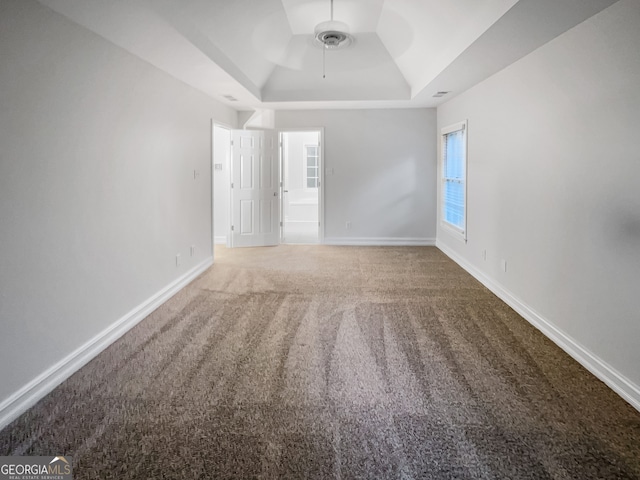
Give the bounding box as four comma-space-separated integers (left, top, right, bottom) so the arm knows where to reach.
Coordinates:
440, 120, 468, 241
303, 143, 319, 189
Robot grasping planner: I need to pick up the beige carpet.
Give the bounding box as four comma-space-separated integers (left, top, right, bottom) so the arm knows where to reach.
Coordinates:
1, 245, 639, 479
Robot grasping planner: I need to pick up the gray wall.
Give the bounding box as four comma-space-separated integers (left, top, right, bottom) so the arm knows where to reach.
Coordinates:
0, 0, 236, 410
437, 0, 640, 406
275, 109, 437, 244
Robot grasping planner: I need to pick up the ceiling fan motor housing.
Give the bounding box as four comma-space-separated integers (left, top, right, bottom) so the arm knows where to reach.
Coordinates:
314, 20, 353, 49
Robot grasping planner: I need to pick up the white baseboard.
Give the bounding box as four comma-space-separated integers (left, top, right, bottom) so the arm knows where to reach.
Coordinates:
0, 258, 213, 430
436, 240, 640, 413
324, 237, 436, 246
214, 235, 227, 244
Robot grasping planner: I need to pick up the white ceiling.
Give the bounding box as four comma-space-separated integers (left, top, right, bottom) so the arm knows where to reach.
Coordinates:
39, 0, 619, 111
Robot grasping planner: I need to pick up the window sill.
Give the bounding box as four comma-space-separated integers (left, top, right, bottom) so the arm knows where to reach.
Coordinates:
440, 221, 467, 243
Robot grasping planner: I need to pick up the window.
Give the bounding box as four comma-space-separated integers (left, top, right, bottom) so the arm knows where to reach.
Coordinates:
304, 144, 319, 189
441, 121, 467, 239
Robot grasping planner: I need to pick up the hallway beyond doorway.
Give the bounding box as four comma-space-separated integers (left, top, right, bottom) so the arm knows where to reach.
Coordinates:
281, 130, 321, 244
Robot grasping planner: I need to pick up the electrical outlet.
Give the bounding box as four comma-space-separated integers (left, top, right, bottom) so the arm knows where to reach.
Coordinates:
190, 245, 195, 257
345, 221, 351, 230
193, 169, 200, 180
501, 259, 507, 272
176, 254, 181, 267
482, 250, 487, 261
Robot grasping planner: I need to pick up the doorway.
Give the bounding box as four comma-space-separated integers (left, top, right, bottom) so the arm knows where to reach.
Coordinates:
281, 130, 323, 244
212, 124, 231, 247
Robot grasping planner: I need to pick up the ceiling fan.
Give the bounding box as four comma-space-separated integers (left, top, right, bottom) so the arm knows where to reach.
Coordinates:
314, 0, 354, 78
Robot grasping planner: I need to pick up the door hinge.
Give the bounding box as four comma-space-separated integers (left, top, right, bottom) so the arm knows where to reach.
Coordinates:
280, 221, 283, 227
318, 222, 320, 227
231, 140, 234, 146
231, 225, 234, 231
231, 182, 234, 188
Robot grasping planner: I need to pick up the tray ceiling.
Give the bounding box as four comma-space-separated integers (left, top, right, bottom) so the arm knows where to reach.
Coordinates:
39, 0, 619, 110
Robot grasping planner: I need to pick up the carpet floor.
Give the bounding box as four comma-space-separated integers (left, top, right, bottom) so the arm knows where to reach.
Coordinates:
1, 245, 639, 479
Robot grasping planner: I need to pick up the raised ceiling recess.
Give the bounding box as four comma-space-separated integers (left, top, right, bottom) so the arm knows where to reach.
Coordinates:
39, 0, 620, 109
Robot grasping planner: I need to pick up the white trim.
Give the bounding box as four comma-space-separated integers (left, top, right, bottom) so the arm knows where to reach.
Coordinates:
214, 118, 216, 258
441, 120, 466, 136
0, 258, 213, 430
213, 123, 232, 255
319, 128, 325, 244
436, 240, 640, 413
440, 222, 468, 244
324, 237, 436, 246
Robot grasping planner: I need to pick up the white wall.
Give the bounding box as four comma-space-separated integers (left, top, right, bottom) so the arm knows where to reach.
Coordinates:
0, 0, 237, 424
275, 109, 437, 245
436, 0, 640, 409
213, 125, 231, 244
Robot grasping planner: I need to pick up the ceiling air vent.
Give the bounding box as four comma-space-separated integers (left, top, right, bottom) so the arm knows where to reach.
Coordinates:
222, 94, 238, 102
433, 91, 451, 98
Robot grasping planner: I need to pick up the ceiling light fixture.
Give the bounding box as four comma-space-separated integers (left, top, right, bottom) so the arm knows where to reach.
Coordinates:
314, 0, 353, 78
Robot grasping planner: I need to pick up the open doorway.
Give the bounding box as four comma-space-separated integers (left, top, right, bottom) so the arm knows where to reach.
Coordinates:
281, 130, 323, 244
212, 124, 231, 247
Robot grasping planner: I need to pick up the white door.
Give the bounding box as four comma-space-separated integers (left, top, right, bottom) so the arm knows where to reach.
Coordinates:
230, 130, 279, 247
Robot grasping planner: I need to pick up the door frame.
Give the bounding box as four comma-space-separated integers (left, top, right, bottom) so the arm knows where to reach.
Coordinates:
212, 122, 233, 253
279, 128, 325, 245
